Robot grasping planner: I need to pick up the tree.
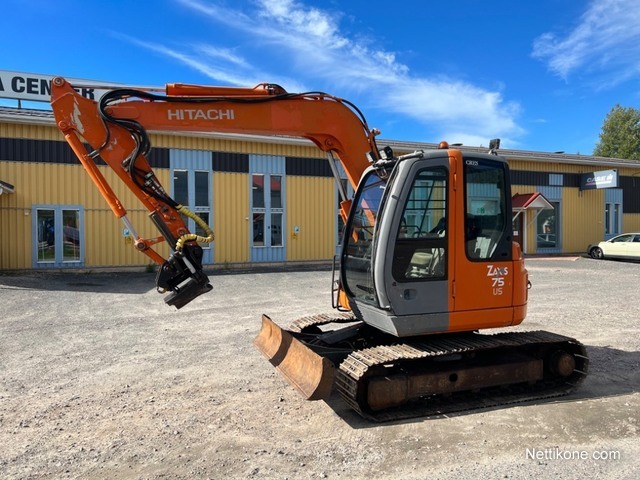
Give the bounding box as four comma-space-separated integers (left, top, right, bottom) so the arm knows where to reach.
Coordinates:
593, 104, 640, 160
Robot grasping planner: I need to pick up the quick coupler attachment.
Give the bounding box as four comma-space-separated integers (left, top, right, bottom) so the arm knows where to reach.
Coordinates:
155, 244, 213, 309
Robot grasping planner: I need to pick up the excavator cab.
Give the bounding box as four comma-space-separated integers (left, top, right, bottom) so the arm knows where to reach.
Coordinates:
257, 146, 544, 409
339, 147, 527, 337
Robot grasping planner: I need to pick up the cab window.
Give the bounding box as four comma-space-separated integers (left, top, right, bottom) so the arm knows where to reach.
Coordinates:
392, 167, 447, 281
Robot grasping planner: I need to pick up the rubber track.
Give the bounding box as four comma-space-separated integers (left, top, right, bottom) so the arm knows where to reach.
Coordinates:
335, 330, 589, 422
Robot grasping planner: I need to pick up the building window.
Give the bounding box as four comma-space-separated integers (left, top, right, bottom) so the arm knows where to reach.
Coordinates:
537, 203, 558, 249
605, 202, 621, 236
173, 170, 189, 206
36, 209, 56, 263
604, 188, 622, 239
34, 205, 83, 267
251, 173, 283, 248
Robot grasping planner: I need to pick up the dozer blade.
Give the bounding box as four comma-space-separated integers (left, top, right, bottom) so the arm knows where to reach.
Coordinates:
254, 314, 334, 401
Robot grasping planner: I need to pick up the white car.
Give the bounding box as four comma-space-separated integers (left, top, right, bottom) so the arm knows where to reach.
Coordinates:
588, 233, 640, 260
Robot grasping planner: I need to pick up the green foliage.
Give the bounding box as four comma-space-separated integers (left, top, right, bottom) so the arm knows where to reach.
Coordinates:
593, 104, 640, 160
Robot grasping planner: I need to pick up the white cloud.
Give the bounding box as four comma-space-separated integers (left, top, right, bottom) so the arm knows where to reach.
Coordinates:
124, 0, 524, 144
386, 78, 522, 139
111, 32, 307, 91
532, 0, 640, 85
194, 45, 250, 69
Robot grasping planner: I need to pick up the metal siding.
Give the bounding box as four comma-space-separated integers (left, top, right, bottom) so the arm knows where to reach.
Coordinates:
84, 209, 169, 267
562, 188, 604, 253
0, 123, 62, 141
563, 173, 581, 188
249, 154, 286, 175
508, 159, 577, 173
286, 156, 333, 177
212, 151, 249, 173
605, 188, 623, 204
287, 176, 335, 261
251, 244, 285, 263
0, 159, 172, 269
549, 173, 564, 186
620, 177, 640, 213
510, 170, 549, 186
213, 172, 249, 263
147, 148, 170, 169
623, 213, 640, 233
0, 136, 170, 168
0, 206, 31, 268
6, 117, 640, 269
170, 149, 211, 171
150, 133, 322, 158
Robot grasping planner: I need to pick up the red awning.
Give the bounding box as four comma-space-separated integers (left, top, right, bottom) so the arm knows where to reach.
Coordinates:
512, 192, 552, 210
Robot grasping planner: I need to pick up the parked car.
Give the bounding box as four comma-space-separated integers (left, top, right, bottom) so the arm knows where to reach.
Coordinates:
588, 233, 640, 260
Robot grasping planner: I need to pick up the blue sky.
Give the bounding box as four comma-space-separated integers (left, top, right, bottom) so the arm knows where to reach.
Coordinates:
1, 0, 639, 154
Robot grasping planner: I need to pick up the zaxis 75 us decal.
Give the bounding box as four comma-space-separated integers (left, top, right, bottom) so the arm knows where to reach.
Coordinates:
487, 265, 509, 295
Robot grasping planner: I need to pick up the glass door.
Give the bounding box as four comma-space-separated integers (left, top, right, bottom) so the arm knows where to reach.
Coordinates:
251, 173, 285, 261
172, 169, 213, 264
33, 205, 83, 268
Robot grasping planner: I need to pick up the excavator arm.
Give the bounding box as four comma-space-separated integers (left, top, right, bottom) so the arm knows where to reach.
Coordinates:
50, 77, 382, 308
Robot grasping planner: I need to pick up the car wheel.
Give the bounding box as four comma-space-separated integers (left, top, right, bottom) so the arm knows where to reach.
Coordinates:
590, 247, 603, 259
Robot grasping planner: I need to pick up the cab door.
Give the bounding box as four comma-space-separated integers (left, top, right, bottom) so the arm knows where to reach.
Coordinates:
340, 152, 453, 337
450, 154, 516, 331
377, 155, 452, 319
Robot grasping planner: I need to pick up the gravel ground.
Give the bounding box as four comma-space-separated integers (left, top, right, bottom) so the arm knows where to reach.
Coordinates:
0, 257, 639, 479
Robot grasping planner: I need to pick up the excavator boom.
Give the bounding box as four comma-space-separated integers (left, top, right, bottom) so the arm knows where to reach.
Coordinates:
50, 77, 379, 308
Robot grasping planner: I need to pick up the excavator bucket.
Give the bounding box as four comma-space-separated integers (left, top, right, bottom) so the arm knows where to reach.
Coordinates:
254, 314, 334, 400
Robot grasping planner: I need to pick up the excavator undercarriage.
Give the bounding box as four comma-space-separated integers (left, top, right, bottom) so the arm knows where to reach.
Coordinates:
255, 314, 589, 421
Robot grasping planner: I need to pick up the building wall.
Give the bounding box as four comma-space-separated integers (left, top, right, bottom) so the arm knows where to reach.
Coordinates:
150, 133, 321, 158
2, 116, 640, 270
0, 159, 171, 268
562, 188, 605, 252
0, 119, 339, 270
509, 159, 640, 254
213, 172, 250, 264
624, 213, 640, 233
286, 175, 336, 261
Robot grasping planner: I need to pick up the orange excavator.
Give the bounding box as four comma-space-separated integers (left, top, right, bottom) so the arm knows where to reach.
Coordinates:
50, 77, 588, 420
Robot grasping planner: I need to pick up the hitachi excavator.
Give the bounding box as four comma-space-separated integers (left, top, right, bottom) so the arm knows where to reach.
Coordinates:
50, 77, 588, 420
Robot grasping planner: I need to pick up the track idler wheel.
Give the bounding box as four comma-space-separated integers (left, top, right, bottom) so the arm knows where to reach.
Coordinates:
548, 350, 577, 377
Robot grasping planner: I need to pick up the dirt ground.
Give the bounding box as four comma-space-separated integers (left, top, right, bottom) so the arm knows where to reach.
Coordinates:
1, 257, 639, 479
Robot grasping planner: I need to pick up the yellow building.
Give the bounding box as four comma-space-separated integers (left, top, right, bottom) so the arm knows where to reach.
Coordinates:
1, 106, 640, 271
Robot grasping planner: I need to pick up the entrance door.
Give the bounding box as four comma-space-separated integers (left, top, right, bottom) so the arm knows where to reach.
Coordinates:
512, 212, 524, 251
171, 150, 213, 264
250, 155, 286, 262
33, 205, 84, 268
